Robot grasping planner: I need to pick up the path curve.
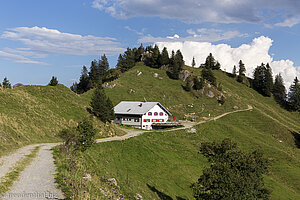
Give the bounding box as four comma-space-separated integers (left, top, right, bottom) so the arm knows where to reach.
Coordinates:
0, 105, 253, 199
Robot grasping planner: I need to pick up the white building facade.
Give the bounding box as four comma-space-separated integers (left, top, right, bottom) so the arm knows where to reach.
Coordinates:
114, 101, 172, 130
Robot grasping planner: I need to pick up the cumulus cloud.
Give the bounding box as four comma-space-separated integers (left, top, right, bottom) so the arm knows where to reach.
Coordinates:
138, 28, 247, 43
92, 0, 300, 26
155, 36, 300, 88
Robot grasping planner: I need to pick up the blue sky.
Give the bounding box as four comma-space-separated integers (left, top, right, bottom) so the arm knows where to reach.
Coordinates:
0, 0, 299, 87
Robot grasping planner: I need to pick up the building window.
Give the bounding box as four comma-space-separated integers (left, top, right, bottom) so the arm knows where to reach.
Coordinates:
148, 112, 152, 116
154, 112, 158, 116
134, 118, 139, 122
156, 119, 159, 122
162, 119, 164, 122
160, 112, 163, 116
123, 118, 126, 121
144, 119, 150, 122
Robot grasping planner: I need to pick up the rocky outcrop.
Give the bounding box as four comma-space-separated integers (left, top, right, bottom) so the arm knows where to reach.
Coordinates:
179, 70, 191, 81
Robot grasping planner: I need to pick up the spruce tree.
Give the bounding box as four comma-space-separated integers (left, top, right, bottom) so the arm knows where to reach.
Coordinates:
2, 77, 11, 89
238, 60, 246, 76
117, 48, 135, 72
192, 56, 196, 67
77, 66, 90, 94
48, 76, 58, 86
232, 65, 237, 77
201, 68, 216, 86
253, 63, 273, 97
204, 53, 216, 69
193, 76, 204, 90
90, 85, 115, 122
159, 47, 170, 66
89, 60, 99, 88
288, 77, 300, 111
136, 44, 145, 62
272, 74, 286, 105
265, 63, 273, 96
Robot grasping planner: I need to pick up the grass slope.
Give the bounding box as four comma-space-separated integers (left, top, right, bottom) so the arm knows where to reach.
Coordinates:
55, 64, 300, 199
0, 85, 124, 157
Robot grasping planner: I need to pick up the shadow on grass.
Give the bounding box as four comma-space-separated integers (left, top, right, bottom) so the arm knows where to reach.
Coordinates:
147, 184, 186, 200
291, 131, 300, 148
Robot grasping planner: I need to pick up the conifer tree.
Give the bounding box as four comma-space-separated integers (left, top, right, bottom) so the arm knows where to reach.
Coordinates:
159, 47, 170, 66
145, 45, 160, 68
48, 76, 58, 86
265, 63, 273, 96
288, 77, 300, 111
193, 76, 204, 90
77, 66, 90, 94
253, 63, 273, 97
201, 68, 216, 86
117, 48, 135, 72
90, 84, 115, 122
272, 74, 286, 105
136, 44, 145, 62
232, 65, 237, 77
192, 56, 196, 67
204, 53, 216, 69
238, 60, 246, 76
2, 77, 11, 89
89, 60, 99, 88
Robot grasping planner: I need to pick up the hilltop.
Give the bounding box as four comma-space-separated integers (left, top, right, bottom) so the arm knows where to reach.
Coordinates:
54, 63, 300, 199
0, 84, 124, 157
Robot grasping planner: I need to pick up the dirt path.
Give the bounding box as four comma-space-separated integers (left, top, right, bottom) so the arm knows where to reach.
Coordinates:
0, 105, 253, 199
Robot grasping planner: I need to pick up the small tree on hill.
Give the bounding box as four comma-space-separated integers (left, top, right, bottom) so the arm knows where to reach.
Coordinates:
90, 85, 115, 122
159, 47, 170, 67
48, 76, 58, 86
58, 118, 96, 153
192, 56, 196, 67
232, 65, 237, 77
288, 77, 300, 111
191, 139, 271, 200
238, 60, 246, 76
193, 76, 204, 90
2, 77, 11, 89
272, 74, 286, 105
201, 68, 216, 86
77, 66, 90, 94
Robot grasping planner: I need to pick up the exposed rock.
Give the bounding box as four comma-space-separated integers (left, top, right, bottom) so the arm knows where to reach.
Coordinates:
13, 83, 23, 88
158, 77, 163, 80
160, 65, 169, 71
233, 105, 239, 109
153, 73, 158, 78
128, 89, 135, 94
207, 83, 211, 88
206, 90, 215, 98
107, 178, 118, 187
187, 128, 197, 133
199, 89, 204, 94
137, 71, 142, 76
178, 70, 191, 81
103, 83, 116, 88
82, 173, 92, 181
135, 193, 143, 200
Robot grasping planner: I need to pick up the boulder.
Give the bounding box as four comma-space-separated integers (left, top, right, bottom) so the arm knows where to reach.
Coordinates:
135, 193, 143, 200
199, 89, 204, 94
107, 178, 118, 187
206, 90, 215, 98
178, 70, 191, 81
233, 105, 239, 109
153, 73, 158, 78
82, 173, 92, 181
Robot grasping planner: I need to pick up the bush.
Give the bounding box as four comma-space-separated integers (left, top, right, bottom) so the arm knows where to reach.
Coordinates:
58, 118, 96, 153
48, 76, 58, 86
201, 68, 216, 86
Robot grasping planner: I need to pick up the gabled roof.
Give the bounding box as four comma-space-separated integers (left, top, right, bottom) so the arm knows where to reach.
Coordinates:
114, 101, 172, 116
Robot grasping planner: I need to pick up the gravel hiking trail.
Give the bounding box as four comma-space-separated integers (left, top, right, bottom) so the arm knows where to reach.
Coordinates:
0, 105, 253, 199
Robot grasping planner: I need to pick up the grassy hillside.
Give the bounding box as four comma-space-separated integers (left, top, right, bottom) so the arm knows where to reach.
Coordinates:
54, 64, 300, 199
0, 84, 124, 157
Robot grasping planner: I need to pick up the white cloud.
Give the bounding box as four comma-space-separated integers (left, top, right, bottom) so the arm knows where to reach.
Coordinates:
275, 16, 300, 27
92, 0, 300, 26
155, 36, 300, 88
138, 28, 247, 43
1, 26, 125, 57
0, 50, 48, 65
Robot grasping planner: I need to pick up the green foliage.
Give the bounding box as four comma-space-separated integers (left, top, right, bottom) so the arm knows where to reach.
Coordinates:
168, 50, 184, 79
144, 45, 160, 68
193, 76, 204, 90
191, 56, 196, 67
272, 74, 286, 105
253, 63, 273, 97
232, 65, 237, 77
183, 77, 193, 92
91, 85, 115, 122
202, 53, 220, 70
201, 68, 216, 86
192, 139, 271, 200
238, 60, 246, 76
159, 47, 170, 67
48, 76, 58, 86
58, 118, 96, 153
2, 77, 11, 89
77, 66, 90, 94
117, 48, 136, 72
217, 82, 223, 91
288, 77, 300, 111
